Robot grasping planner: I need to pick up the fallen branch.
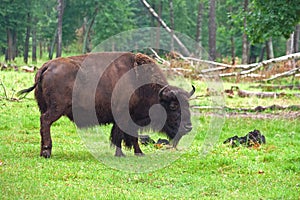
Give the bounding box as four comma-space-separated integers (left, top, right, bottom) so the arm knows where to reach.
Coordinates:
140, 0, 190, 56
263, 67, 300, 82
249, 84, 300, 90
185, 52, 300, 77
149, 48, 170, 66
237, 89, 285, 98
191, 104, 300, 112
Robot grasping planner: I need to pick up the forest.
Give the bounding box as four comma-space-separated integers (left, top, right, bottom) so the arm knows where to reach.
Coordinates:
1, 0, 300, 64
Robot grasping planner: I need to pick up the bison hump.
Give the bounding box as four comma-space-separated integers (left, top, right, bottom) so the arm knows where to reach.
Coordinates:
135, 53, 155, 66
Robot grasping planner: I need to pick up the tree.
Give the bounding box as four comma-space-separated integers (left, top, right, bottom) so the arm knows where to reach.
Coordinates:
246, 0, 300, 43
241, 0, 248, 64
208, 0, 216, 61
56, 0, 64, 58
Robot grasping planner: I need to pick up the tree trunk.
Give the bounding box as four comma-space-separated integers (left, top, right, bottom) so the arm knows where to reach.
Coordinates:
24, 13, 31, 64
6, 28, 14, 62
249, 44, 258, 63
82, 5, 99, 54
155, 0, 162, 51
32, 22, 37, 63
242, 0, 248, 64
169, 0, 174, 51
265, 38, 274, 59
196, 1, 204, 55
231, 36, 235, 65
208, 0, 216, 61
286, 32, 295, 68
49, 29, 58, 60
293, 24, 300, 53
56, 0, 64, 58
39, 40, 43, 59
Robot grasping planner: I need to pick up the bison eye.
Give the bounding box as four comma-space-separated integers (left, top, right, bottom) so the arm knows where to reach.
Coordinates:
169, 102, 179, 111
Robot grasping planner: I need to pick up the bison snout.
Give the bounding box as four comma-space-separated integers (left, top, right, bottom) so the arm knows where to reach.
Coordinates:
184, 123, 193, 132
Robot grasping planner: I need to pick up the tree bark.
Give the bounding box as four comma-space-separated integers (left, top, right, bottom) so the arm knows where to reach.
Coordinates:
155, 0, 162, 51
196, 1, 204, 56
208, 0, 216, 61
32, 24, 37, 63
294, 24, 300, 52
39, 41, 43, 59
83, 4, 99, 54
56, 0, 64, 58
169, 0, 174, 51
265, 38, 274, 59
49, 29, 58, 60
6, 28, 14, 61
24, 13, 31, 64
242, 0, 248, 64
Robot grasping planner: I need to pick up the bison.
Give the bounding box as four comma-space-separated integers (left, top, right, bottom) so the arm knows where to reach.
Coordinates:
18, 52, 195, 157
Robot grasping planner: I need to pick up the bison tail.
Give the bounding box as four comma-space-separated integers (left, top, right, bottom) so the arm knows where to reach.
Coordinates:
17, 83, 37, 97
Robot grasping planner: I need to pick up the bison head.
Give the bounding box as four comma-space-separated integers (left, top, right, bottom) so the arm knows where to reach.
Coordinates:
158, 85, 195, 147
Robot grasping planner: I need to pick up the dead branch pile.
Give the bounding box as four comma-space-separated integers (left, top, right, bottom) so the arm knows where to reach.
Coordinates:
153, 51, 300, 82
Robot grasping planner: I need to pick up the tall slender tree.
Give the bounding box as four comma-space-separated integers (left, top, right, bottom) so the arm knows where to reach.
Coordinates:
241, 0, 248, 64
56, 0, 64, 58
208, 0, 216, 61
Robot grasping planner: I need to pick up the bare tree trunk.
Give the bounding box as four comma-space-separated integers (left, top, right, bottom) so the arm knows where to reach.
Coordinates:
196, 1, 204, 54
56, 0, 64, 58
39, 41, 43, 59
208, 0, 216, 61
265, 38, 274, 59
155, 0, 162, 51
83, 5, 99, 54
49, 29, 58, 60
32, 20, 37, 63
6, 28, 15, 62
286, 32, 295, 68
231, 36, 235, 65
294, 24, 300, 52
24, 13, 31, 64
242, 0, 248, 64
169, 0, 174, 51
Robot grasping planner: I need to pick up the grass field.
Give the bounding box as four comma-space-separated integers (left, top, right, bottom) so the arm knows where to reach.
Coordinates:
1, 70, 300, 199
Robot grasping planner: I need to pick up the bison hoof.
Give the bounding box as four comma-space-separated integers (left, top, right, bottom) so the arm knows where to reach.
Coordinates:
40, 150, 51, 158
135, 152, 145, 156
40, 146, 51, 158
115, 148, 126, 157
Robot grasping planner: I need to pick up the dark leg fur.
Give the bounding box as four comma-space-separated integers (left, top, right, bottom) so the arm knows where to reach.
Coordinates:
40, 110, 63, 158
111, 124, 125, 157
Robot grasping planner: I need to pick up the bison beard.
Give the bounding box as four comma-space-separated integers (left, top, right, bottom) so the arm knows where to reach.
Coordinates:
18, 52, 195, 157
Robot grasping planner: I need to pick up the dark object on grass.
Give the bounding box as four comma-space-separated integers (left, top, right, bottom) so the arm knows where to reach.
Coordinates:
156, 138, 170, 145
17, 52, 195, 157
223, 129, 266, 148
139, 135, 155, 145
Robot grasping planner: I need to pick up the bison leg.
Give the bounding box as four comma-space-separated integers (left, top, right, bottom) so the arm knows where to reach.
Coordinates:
40, 110, 63, 158
133, 137, 144, 156
111, 124, 125, 157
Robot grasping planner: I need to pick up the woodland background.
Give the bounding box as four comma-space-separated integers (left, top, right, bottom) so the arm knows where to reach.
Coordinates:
1, 0, 300, 64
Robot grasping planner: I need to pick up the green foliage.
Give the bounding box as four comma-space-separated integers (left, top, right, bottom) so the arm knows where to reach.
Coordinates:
246, 0, 300, 43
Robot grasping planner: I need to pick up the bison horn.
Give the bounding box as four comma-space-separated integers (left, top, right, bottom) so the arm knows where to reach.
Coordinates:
158, 85, 169, 98
189, 85, 195, 97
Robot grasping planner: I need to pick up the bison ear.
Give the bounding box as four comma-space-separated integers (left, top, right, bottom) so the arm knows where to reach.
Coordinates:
189, 85, 195, 98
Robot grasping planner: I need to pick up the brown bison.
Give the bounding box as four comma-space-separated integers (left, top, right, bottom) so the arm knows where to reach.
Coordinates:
18, 52, 195, 157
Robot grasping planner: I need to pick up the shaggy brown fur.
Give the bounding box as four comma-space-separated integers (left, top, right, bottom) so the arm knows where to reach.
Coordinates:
18, 52, 195, 157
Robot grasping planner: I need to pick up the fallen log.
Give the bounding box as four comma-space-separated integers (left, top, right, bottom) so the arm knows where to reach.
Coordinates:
249, 84, 300, 90
263, 67, 300, 82
191, 104, 300, 112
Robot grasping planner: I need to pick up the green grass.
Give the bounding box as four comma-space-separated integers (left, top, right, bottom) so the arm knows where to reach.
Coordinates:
1, 71, 300, 199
